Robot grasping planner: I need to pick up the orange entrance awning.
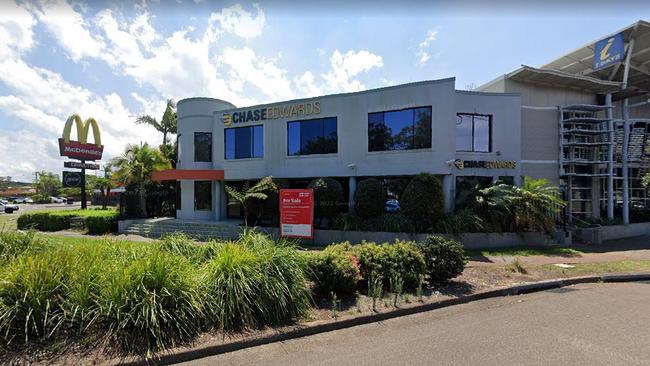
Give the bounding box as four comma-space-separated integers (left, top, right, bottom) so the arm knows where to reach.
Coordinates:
152, 169, 225, 181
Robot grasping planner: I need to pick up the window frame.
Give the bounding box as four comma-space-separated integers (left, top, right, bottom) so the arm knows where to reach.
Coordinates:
367, 106, 432, 152
194, 132, 213, 162
455, 113, 492, 153
193, 180, 212, 211
286, 116, 338, 156
224, 124, 264, 160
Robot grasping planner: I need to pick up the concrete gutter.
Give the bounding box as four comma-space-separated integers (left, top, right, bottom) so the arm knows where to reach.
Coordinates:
118, 273, 650, 366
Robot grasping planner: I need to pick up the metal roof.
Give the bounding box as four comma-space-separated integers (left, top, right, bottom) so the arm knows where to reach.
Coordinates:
540, 20, 650, 95
505, 65, 620, 94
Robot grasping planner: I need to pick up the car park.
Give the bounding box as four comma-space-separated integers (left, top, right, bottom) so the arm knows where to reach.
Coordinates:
50, 196, 64, 203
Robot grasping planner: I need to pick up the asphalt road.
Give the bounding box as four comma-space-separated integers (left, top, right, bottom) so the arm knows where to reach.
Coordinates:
181, 282, 650, 366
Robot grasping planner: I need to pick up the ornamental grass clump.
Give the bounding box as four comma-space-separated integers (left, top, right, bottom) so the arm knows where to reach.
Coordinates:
200, 231, 311, 331
99, 250, 204, 354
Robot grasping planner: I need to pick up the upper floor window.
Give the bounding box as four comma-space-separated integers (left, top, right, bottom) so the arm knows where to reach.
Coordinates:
225, 125, 263, 160
288, 117, 338, 156
456, 113, 491, 152
368, 106, 432, 152
194, 132, 212, 162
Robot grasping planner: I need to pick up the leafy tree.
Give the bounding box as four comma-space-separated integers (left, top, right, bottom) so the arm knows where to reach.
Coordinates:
401, 173, 444, 231
135, 99, 177, 146
225, 177, 277, 227
308, 177, 344, 227
111, 143, 171, 217
354, 178, 385, 218
34, 171, 61, 199
94, 165, 115, 209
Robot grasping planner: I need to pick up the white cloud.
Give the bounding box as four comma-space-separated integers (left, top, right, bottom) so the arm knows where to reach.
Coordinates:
208, 3, 265, 39
296, 49, 384, 96
96, 9, 144, 67
417, 29, 438, 65
219, 47, 294, 101
0, 0, 36, 58
30, 0, 105, 61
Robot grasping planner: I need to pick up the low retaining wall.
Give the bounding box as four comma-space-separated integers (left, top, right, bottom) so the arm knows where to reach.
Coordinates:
574, 222, 650, 244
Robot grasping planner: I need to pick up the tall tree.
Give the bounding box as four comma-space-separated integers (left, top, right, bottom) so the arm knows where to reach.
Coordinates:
34, 171, 61, 199
135, 99, 177, 145
111, 143, 171, 217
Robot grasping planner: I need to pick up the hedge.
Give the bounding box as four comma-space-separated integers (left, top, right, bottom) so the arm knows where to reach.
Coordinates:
304, 248, 361, 296
17, 209, 118, 234
308, 177, 345, 224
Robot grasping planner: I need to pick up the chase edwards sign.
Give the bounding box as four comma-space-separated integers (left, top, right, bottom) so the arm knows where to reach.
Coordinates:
223, 101, 321, 126
453, 159, 516, 170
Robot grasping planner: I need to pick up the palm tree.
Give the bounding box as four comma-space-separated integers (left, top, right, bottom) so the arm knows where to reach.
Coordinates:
225, 177, 277, 227
111, 143, 171, 217
135, 99, 177, 145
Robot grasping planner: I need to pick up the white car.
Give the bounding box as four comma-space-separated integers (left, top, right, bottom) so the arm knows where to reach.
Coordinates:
0, 202, 18, 213
13, 197, 33, 204
50, 196, 64, 203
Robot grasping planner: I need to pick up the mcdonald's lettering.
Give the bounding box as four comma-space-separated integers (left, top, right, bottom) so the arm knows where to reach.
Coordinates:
58, 114, 104, 160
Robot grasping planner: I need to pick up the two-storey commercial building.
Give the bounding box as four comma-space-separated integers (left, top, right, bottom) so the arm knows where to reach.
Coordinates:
154, 20, 650, 224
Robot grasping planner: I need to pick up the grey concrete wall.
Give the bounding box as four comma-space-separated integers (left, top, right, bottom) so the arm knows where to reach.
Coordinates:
574, 223, 650, 244
504, 80, 597, 107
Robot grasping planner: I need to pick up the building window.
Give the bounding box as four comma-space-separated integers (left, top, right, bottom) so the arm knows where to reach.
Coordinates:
456, 113, 491, 152
288, 117, 338, 155
194, 181, 212, 211
368, 106, 432, 152
194, 132, 212, 162
225, 125, 264, 160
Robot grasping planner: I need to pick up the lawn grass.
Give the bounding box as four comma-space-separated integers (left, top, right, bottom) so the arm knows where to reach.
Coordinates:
541, 260, 650, 276
466, 246, 584, 258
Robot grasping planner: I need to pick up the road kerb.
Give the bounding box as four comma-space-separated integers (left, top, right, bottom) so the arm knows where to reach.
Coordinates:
119, 272, 650, 366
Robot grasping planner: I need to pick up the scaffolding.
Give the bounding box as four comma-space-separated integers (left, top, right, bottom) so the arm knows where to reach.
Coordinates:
559, 104, 615, 221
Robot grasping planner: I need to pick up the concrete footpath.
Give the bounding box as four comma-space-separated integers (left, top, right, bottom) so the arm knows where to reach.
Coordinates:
180, 282, 650, 366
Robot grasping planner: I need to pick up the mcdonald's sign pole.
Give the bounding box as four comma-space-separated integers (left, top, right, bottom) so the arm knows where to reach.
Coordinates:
59, 114, 104, 209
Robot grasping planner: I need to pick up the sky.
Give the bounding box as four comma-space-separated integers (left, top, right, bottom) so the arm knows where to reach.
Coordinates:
0, 0, 648, 182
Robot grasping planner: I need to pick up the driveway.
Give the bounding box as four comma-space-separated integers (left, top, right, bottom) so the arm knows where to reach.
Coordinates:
180, 282, 650, 366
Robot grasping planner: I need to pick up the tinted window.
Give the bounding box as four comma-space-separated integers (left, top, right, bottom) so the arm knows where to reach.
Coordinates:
194, 181, 211, 211
287, 117, 337, 155
225, 125, 264, 159
194, 132, 212, 162
368, 106, 432, 151
456, 113, 491, 152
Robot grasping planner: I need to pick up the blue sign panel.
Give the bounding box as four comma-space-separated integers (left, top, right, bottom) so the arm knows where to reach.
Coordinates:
593, 33, 625, 70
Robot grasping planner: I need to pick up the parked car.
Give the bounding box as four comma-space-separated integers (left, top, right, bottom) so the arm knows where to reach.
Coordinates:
0, 202, 18, 213
384, 199, 401, 213
50, 196, 64, 203
0, 198, 7, 204
13, 197, 33, 204
57, 197, 68, 203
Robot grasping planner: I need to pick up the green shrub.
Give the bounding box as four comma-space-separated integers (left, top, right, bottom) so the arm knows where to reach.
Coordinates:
200, 232, 311, 330
378, 213, 414, 232
308, 177, 345, 226
100, 250, 203, 353
333, 213, 414, 233
354, 178, 385, 218
417, 236, 466, 284
305, 249, 360, 296
85, 215, 118, 234
435, 209, 485, 234
401, 173, 444, 231
17, 209, 118, 234
17, 212, 70, 231
328, 241, 425, 290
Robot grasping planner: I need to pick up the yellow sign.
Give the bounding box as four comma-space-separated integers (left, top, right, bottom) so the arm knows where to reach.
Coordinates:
454, 159, 516, 170
223, 101, 321, 126
62, 114, 102, 146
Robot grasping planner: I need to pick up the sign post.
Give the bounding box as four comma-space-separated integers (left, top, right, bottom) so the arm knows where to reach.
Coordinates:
279, 189, 314, 240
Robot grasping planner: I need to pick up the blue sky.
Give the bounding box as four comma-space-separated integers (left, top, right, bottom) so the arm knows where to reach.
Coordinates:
0, 0, 647, 181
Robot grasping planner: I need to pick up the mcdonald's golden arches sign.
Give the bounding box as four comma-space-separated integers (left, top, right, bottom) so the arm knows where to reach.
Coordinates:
58, 114, 104, 160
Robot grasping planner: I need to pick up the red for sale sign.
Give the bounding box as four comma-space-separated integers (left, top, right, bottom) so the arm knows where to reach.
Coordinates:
279, 189, 314, 239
